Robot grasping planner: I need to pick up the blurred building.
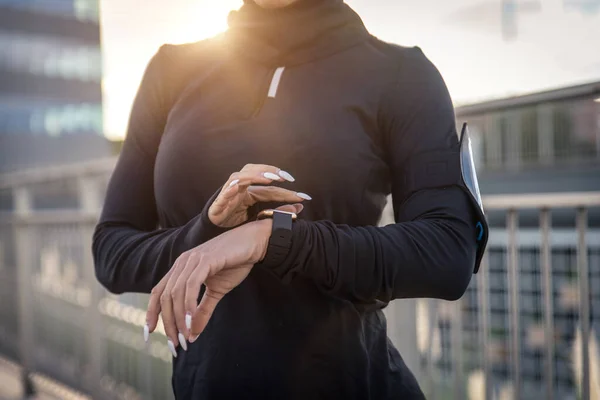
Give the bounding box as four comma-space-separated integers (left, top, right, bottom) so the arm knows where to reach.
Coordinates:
461, 81, 600, 195
0, 0, 111, 173
432, 81, 600, 399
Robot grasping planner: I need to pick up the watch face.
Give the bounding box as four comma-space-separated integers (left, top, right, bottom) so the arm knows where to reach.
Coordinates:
257, 209, 297, 221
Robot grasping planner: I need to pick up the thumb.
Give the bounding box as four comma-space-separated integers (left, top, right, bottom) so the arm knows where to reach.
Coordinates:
275, 203, 304, 215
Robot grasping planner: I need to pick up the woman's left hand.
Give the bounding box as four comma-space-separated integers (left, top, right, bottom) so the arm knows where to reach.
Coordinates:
144, 204, 300, 356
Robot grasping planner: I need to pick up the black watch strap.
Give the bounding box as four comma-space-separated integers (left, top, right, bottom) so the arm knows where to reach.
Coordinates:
261, 211, 294, 267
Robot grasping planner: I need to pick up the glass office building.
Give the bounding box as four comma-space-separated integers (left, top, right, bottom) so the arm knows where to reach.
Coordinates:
0, 0, 108, 172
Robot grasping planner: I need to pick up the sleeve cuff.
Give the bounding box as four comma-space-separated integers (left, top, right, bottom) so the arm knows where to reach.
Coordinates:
191, 187, 230, 245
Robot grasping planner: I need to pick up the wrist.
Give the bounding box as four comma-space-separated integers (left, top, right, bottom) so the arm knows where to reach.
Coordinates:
253, 219, 273, 262
254, 210, 296, 268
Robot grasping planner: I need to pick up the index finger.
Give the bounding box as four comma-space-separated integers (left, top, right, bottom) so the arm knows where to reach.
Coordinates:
247, 186, 309, 204
240, 164, 295, 182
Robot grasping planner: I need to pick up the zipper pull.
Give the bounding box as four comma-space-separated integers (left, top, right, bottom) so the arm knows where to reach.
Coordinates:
267, 67, 286, 98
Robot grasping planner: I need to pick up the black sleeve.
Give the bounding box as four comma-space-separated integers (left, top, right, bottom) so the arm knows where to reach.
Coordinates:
92, 46, 227, 295
262, 48, 477, 303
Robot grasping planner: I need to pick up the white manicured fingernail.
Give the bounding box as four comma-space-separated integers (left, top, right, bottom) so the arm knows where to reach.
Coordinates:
278, 170, 295, 182
185, 313, 192, 330
229, 179, 239, 187
263, 172, 281, 181
143, 324, 149, 343
167, 340, 178, 358
178, 333, 188, 351
189, 334, 200, 344
296, 192, 312, 201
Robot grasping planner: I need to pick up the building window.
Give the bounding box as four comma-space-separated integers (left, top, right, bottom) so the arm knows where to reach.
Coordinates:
0, 98, 102, 136
74, 0, 99, 22
466, 96, 600, 172
481, 114, 504, 170
520, 107, 539, 165
0, 0, 100, 23
0, 32, 102, 82
553, 100, 597, 162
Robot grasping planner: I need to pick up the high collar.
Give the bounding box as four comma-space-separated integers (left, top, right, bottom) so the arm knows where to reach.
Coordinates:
225, 0, 369, 67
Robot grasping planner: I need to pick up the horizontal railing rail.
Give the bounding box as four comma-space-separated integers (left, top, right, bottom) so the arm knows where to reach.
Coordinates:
0, 157, 116, 190
483, 191, 600, 209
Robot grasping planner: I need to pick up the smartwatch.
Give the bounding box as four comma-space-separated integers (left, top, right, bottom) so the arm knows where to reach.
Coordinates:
257, 209, 297, 267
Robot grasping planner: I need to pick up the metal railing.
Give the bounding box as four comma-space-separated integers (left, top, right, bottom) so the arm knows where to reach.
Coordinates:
482, 193, 598, 400
0, 160, 598, 399
405, 192, 600, 400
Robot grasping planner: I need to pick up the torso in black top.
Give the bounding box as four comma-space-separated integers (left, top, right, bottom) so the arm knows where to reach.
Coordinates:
158, 41, 421, 400
157, 46, 391, 229
93, 1, 479, 398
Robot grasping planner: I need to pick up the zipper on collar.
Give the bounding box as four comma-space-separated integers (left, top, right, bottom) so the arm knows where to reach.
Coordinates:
251, 66, 285, 118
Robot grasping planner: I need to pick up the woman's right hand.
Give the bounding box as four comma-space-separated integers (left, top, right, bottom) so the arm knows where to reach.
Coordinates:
208, 163, 312, 228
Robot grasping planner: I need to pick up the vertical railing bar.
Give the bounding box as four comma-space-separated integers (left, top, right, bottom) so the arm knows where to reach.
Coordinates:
478, 253, 492, 400
13, 186, 35, 389
78, 176, 106, 399
540, 208, 554, 400
426, 299, 437, 400
507, 209, 521, 399
577, 207, 590, 400
452, 299, 464, 400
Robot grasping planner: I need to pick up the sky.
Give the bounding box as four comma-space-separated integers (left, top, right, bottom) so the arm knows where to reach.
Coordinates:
100, 0, 600, 140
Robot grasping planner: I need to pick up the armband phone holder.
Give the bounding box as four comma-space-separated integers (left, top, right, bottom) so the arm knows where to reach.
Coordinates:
400, 123, 489, 273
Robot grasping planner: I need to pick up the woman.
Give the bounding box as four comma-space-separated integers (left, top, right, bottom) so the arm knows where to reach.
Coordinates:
93, 0, 488, 398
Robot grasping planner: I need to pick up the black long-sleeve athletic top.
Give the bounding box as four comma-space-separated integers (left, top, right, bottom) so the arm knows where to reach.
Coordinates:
92, 1, 478, 398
